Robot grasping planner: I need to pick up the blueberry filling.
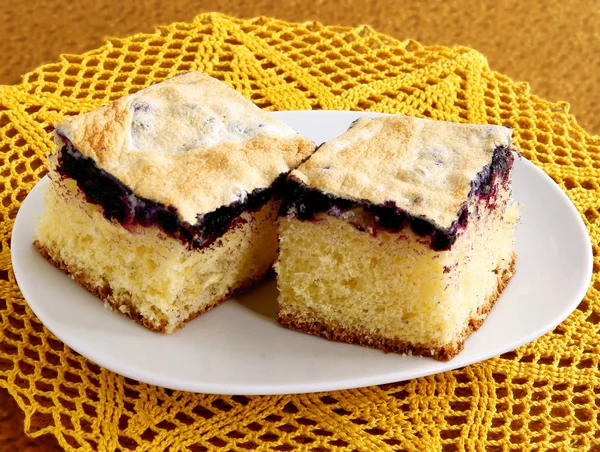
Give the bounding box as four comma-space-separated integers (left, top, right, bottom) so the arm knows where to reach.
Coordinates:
56, 144, 285, 249
281, 145, 514, 251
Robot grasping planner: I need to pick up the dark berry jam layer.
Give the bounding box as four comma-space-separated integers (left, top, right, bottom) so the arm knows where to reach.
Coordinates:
281, 145, 514, 251
56, 143, 284, 249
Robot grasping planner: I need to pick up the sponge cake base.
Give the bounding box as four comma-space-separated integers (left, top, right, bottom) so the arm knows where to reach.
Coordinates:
34, 174, 279, 333
278, 255, 514, 361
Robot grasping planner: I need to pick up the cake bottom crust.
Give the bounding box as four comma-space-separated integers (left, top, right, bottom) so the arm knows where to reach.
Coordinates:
34, 240, 272, 333
278, 253, 516, 361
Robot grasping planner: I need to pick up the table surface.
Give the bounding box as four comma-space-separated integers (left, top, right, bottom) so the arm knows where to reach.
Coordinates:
0, 1, 598, 450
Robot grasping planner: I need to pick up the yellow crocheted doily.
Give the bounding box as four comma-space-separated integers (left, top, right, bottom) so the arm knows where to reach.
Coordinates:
1, 13, 599, 451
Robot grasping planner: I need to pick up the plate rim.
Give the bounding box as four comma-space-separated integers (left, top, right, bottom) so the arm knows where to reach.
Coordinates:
10, 110, 594, 395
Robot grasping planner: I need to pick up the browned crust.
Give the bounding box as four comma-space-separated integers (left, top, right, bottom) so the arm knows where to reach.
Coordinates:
34, 240, 272, 333
55, 72, 316, 224
278, 253, 516, 361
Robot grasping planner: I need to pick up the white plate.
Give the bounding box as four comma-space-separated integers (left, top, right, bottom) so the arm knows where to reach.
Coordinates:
11, 111, 593, 395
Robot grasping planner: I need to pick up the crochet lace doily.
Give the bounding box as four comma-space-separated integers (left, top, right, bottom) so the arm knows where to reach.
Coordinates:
1, 13, 599, 451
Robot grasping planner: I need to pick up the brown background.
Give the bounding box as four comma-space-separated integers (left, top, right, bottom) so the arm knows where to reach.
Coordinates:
0, 0, 598, 450
2, 0, 599, 135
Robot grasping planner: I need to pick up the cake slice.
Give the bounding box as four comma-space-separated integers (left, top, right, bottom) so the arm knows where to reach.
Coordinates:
276, 115, 519, 360
34, 72, 315, 333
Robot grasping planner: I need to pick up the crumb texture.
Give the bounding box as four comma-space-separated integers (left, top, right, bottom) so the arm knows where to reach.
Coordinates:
276, 173, 518, 357
279, 255, 515, 361
34, 174, 279, 332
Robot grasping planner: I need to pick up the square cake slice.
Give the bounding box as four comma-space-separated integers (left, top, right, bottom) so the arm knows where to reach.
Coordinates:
34, 72, 315, 333
276, 115, 519, 360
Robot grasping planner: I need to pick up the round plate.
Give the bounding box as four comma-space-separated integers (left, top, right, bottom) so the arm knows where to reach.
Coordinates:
11, 111, 593, 395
